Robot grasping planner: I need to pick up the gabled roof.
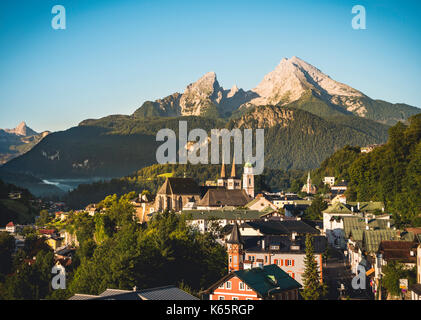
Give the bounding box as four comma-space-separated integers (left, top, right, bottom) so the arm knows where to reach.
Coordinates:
323, 202, 354, 214
204, 265, 301, 298
241, 220, 320, 236
69, 286, 199, 300
378, 240, 417, 263
244, 235, 327, 254
182, 209, 262, 221
157, 178, 200, 196
6, 221, 14, 227
197, 189, 251, 207
364, 230, 401, 253
343, 216, 395, 238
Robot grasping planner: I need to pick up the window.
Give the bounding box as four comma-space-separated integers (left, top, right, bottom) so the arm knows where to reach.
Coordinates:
286, 259, 292, 266
265, 256, 268, 263
218, 283, 224, 289
233, 255, 238, 264
218, 296, 225, 300
226, 281, 232, 289
239, 282, 245, 290
232, 297, 239, 300
229, 255, 232, 263
246, 285, 252, 291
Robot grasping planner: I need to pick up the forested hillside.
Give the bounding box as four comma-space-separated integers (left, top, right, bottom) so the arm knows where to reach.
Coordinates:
312, 114, 421, 227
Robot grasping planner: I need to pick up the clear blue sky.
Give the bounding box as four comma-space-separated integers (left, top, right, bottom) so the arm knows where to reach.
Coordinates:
0, 0, 420, 132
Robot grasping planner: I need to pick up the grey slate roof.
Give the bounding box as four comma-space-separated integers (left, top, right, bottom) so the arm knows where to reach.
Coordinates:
157, 178, 200, 196
69, 285, 199, 300
226, 220, 320, 236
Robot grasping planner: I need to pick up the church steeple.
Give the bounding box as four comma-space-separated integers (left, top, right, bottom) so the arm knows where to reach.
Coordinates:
231, 156, 236, 178
221, 160, 226, 179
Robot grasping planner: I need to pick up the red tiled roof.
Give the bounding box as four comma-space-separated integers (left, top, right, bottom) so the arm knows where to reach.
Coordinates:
379, 240, 417, 263
39, 229, 56, 235
6, 221, 14, 227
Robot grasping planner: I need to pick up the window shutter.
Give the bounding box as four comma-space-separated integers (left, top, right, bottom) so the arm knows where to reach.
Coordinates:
292, 260, 295, 267
280, 259, 283, 266
274, 259, 278, 265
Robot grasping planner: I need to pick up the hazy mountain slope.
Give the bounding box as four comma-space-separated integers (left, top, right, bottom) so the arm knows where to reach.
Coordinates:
0, 122, 50, 164
3, 106, 389, 185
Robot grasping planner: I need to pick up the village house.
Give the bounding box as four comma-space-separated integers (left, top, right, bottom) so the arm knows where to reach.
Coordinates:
323, 176, 335, 187
131, 192, 155, 223
245, 194, 278, 212
409, 238, 421, 300
221, 220, 325, 285
323, 201, 386, 249
59, 230, 79, 247
5, 221, 16, 233
330, 180, 348, 192
203, 224, 302, 300
203, 264, 302, 300
346, 223, 416, 297
182, 209, 263, 235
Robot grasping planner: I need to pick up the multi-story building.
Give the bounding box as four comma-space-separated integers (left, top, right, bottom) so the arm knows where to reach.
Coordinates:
221, 220, 326, 285
203, 224, 302, 300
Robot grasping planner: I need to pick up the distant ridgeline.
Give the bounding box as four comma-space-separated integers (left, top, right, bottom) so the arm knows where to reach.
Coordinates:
310, 114, 421, 227
3, 106, 389, 182
2, 57, 420, 197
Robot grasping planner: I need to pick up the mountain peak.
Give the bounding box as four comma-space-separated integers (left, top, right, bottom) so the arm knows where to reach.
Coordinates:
5, 122, 38, 136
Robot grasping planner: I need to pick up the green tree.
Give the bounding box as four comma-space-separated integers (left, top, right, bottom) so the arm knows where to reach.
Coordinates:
382, 261, 417, 298
301, 234, 327, 300
304, 195, 328, 220
36, 210, 52, 227
0, 232, 15, 277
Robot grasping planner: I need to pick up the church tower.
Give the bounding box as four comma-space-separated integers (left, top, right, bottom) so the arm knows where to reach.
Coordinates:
242, 162, 255, 198
227, 156, 241, 190
227, 223, 243, 272
217, 159, 227, 188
